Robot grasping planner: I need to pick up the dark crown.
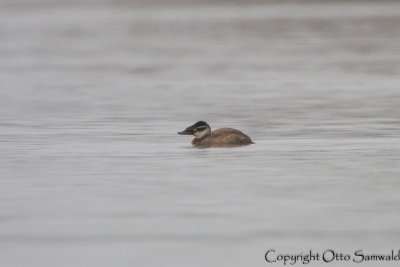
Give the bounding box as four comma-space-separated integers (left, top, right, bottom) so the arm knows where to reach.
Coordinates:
192, 121, 208, 128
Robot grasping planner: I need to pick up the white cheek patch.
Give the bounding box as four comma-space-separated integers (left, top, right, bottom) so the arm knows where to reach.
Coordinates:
194, 129, 209, 138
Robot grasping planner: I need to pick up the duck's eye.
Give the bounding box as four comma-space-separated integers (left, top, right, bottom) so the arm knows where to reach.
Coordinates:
195, 126, 207, 132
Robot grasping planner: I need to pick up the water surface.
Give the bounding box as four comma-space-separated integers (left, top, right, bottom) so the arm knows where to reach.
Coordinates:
1, 1, 400, 266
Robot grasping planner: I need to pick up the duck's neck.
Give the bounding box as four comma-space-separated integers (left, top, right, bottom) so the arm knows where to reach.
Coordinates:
193, 127, 211, 139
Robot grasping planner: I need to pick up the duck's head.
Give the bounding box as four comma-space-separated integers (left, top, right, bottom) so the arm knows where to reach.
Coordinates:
178, 121, 211, 139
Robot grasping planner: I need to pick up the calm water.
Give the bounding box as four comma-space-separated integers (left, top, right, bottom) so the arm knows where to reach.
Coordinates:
1, 1, 400, 266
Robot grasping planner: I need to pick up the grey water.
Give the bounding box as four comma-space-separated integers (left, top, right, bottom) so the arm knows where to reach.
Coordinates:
1, 0, 400, 266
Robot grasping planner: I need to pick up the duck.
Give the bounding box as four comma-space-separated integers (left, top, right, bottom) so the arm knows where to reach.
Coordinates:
178, 121, 254, 148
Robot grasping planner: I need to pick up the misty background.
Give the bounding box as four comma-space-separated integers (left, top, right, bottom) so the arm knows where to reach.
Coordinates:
1, 0, 400, 266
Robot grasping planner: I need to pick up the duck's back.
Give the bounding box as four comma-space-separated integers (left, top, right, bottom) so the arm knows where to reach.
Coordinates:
210, 128, 244, 136
193, 128, 254, 147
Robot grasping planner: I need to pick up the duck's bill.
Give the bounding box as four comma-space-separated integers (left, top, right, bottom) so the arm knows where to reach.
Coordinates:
178, 129, 192, 135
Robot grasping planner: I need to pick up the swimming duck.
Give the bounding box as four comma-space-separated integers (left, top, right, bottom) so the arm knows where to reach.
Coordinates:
178, 121, 254, 148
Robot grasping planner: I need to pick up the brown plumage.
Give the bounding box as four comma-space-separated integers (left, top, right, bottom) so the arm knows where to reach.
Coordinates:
178, 121, 254, 148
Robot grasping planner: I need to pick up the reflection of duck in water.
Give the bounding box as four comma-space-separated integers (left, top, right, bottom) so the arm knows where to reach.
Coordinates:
178, 121, 254, 148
